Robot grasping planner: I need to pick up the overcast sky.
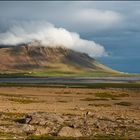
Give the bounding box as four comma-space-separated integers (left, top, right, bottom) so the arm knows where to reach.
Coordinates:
0, 2, 139, 33
0, 1, 140, 43
0, 1, 140, 72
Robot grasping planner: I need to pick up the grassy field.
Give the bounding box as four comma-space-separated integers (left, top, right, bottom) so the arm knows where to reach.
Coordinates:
0, 69, 139, 77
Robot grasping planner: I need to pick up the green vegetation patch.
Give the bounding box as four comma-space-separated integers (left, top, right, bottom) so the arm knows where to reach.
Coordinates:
115, 101, 132, 106
63, 92, 72, 94
8, 98, 43, 104
0, 92, 23, 97
81, 93, 129, 103
26, 135, 133, 140
0, 112, 25, 121
0, 132, 15, 139
88, 103, 111, 107
0, 112, 25, 117
94, 92, 129, 100
26, 135, 81, 140
57, 100, 68, 103
94, 134, 132, 140
80, 97, 109, 101
0, 72, 32, 78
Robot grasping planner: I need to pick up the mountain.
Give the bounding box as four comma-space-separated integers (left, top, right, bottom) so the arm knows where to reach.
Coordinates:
0, 42, 117, 76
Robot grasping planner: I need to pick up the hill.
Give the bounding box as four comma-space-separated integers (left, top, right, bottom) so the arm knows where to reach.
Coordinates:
0, 42, 118, 76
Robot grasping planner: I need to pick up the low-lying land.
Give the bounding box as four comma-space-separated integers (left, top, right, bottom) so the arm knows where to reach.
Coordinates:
0, 86, 140, 139
0, 70, 139, 78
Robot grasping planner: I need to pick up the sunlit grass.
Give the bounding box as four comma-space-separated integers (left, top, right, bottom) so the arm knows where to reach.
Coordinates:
94, 92, 129, 100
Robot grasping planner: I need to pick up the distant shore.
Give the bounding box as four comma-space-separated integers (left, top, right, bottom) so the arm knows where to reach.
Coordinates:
0, 76, 140, 88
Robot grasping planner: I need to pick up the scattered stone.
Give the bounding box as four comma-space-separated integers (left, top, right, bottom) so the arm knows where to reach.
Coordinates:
22, 124, 35, 135
34, 126, 51, 135
0, 112, 140, 139
58, 126, 82, 137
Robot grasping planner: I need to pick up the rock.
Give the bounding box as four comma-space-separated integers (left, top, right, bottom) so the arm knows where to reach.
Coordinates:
24, 114, 32, 124
22, 124, 35, 135
58, 126, 82, 137
134, 119, 140, 125
50, 126, 61, 136
46, 113, 64, 124
93, 121, 99, 129
29, 112, 64, 126
79, 107, 85, 111
39, 119, 47, 126
0, 124, 25, 134
34, 127, 51, 135
16, 114, 32, 124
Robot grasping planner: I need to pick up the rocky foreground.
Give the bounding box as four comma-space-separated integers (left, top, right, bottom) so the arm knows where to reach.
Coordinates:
0, 111, 140, 139
0, 87, 140, 139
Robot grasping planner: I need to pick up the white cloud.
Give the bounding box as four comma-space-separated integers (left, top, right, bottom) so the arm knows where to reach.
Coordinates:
0, 21, 107, 57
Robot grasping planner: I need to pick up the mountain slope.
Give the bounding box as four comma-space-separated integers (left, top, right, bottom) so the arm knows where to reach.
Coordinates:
0, 43, 117, 75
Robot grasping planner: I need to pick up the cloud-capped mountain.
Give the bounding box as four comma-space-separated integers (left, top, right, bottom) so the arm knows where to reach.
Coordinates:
0, 41, 116, 75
